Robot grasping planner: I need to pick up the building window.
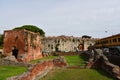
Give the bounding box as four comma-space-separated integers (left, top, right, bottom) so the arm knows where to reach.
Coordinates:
118, 38, 120, 42
51, 45, 53, 49
110, 40, 111, 43
113, 38, 117, 43
48, 44, 50, 47
73, 39, 75, 42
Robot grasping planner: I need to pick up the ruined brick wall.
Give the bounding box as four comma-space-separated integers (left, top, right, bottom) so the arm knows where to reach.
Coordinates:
41, 36, 97, 53
7, 60, 54, 80
41, 36, 82, 53
4, 30, 25, 56
4, 29, 42, 62
7, 58, 67, 80
26, 31, 42, 62
85, 49, 120, 79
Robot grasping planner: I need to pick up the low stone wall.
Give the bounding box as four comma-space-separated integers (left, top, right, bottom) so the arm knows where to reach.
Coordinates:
0, 60, 32, 67
53, 56, 67, 67
7, 60, 54, 80
0, 57, 32, 67
52, 52, 80, 56
7, 57, 67, 80
100, 59, 120, 79
84, 49, 120, 80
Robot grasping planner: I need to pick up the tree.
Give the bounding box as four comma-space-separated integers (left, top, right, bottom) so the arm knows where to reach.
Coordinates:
13, 25, 45, 37
0, 34, 3, 48
82, 35, 91, 38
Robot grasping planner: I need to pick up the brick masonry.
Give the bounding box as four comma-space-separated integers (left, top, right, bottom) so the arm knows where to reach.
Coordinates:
7, 57, 67, 80
84, 49, 120, 80
4, 29, 42, 62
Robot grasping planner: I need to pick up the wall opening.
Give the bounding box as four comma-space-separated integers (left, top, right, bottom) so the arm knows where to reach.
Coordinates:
12, 46, 19, 59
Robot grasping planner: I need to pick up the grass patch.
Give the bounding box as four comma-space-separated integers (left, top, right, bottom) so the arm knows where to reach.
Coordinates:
41, 68, 115, 80
64, 55, 87, 66
30, 56, 58, 63
41, 55, 115, 80
0, 65, 27, 80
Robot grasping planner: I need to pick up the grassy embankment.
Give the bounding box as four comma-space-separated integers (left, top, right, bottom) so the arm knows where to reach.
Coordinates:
0, 66, 27, 80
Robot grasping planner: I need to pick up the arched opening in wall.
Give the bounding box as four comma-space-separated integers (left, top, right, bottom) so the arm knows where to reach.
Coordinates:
79, 44, 84, 51
12, 46, 19, 59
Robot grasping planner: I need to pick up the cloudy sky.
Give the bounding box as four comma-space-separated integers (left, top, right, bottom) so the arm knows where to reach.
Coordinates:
0, 0, 120, 38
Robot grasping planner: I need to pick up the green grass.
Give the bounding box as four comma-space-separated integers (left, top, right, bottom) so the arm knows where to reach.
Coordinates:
40, 55, 114, 80
41, 68, 115, 80
30, 56, 58, 63
64, 55, 87, 66
0, 65, 27, 80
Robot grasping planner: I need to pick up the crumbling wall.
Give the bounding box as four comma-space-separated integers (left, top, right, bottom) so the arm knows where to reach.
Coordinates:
84, 49, 120, 79
4, 29, 42, 62
7, 57, 67, 80
26, 31, 42, 62
41, 36, 97, 53
4, 30, 25, 56
7, 60, 54, 80
53, 56, 67, 67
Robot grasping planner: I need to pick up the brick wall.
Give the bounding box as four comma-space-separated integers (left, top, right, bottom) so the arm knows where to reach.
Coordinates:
84, 49, 120, 79
4, 29, 42, 62
7, 60, 54, 80
7, 57, 67, 80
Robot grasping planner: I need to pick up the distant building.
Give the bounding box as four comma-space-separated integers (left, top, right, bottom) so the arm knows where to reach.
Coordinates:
41, 35, 96, 53
42, 36, 81, 52
3, 29, 42, 62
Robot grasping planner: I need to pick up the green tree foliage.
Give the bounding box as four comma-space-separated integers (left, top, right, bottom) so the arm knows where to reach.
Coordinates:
13, 25, 45, 36
0, 34, 4, 48
82, 35, 91, 38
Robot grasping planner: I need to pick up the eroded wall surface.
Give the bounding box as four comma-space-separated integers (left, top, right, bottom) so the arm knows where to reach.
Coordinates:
4, 29, 42, 62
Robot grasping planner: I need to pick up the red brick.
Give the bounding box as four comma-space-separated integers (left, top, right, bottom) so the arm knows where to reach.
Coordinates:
4, 29, 43, 62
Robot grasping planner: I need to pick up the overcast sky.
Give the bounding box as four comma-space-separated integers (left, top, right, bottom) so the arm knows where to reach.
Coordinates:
0, 0, 120, 38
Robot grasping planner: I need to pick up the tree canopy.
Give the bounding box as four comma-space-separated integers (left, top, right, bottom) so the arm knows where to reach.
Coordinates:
0, 34, 3, 48
82, 35, 91, 38
13, 25, 45, 37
